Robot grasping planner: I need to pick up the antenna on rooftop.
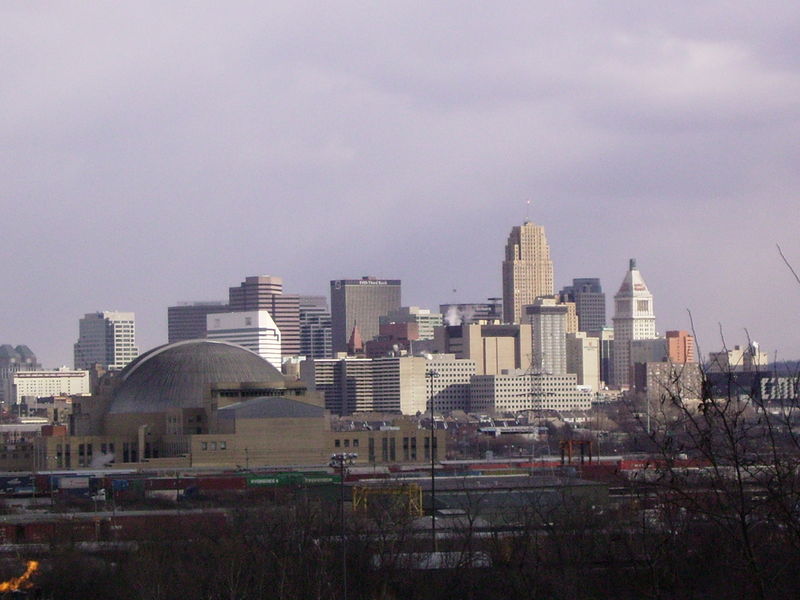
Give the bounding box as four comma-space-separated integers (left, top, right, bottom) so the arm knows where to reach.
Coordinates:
526, 198, 532, 223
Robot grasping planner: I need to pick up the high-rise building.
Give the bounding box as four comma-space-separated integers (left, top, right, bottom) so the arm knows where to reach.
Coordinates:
330, 277, 401, 354
300, 355, 426, 415
364, 322, 419, 358
380, 306, 442, 340
74, 312, 139, 371
425, 354, 477, 413
502, 221, 554, 324
559, 278, 606, 334
630, 338, 668, 364
206, 310, 282, 370
707, 343, 769, 373
666, 330, 696, 364
229, 276, 300, 358
229, 275, 283, 307
612, 259, 656, 388
433, 322, 532, 376
299, 296, 332, 359
566, 332, 600, 392
0, 345, 40, 405
524, 298, 567, 375
13, 368, 90, 403
301, 357, 373, 415
597, 327, 614, 387
470, 371, 593, 413
168, 301, 227, 343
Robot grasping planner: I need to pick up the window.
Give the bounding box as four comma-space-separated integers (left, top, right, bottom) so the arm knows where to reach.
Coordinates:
201, 442, 208, 451
353, 439, 359, 448
219, 441, 227, 450
335, 439, 341, 448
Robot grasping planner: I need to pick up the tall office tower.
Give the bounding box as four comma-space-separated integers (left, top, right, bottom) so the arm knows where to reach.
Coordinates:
300, 355, 426, 415
299, 296, 332, 359
380, 306, 442, 340
301, 357, 373, 415
74, 312, 138, 371
502, 221, 554, 324
168, 301, 227, 343
206, 310, 282, 370
439, 299, 503, 325
597, 327, 615, 386
666, 330, 696, 363
559, 278, 606, 334
525, 298, 568, 375
566, 332, 601, 392
612, 259, 656, 388
0, 345, 40, 405
229, 276, 300, 357
330, 277, 401, 354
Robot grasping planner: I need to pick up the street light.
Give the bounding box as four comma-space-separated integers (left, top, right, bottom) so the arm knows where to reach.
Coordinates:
330, 452, 357, 600
425, 364, 440, 553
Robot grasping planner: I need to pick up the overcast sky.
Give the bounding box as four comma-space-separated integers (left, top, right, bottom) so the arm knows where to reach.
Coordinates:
2, 2, 799, 368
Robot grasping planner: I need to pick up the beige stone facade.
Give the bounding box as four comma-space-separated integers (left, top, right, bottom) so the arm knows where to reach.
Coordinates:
433, 322, 532, 376
502, 221, 554, 324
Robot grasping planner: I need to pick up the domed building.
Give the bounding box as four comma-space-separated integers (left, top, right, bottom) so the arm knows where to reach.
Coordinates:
31, 339, 445, 472
43, 340, 330, 468
106, 339, 292, 434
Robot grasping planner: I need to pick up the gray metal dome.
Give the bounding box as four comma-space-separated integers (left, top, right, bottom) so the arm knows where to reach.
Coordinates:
109, 340, 284, 414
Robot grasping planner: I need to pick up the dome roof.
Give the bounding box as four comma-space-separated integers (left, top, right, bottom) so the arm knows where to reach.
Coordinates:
109, 340, 284, 414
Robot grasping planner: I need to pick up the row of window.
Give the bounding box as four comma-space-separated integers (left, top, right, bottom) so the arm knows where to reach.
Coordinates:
333, 438, 360, 449
200, 441, 227, 451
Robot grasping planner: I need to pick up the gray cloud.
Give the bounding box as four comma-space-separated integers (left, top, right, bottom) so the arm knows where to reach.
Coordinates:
1, 2, 799, 366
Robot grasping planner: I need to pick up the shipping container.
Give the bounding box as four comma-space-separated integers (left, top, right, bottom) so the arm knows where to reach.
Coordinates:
58, 476, 91, 490
0, 475, 34, 496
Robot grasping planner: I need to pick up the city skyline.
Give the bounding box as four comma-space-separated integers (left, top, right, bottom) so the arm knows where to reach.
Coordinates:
2, 4, 799, 367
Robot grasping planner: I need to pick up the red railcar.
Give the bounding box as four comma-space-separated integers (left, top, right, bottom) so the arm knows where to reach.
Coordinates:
194, 476, 247, 492
0, 510, 230, 545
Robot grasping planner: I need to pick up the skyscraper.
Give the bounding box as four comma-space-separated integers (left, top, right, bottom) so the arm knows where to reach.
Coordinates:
0, 345, 40, 405
330, 277, 401, 354
666, 330, 696, 364
380, 306, 442, 340
559, 278, 606, 334
206, 310, 282, 370
74, 311, 139, 371
228, 276, 300, 357
502, 221, 554, 324
525, 297, 567, 375
612, 259, 656, 387
299, 296, 332, 359
168, 301, 227, 343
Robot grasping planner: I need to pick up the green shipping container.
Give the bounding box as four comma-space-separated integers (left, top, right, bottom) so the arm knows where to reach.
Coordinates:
247, 473, 340, 487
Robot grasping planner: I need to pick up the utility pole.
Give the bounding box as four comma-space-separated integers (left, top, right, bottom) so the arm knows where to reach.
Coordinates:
330, 452, 357, 600
425, 366, 440, 553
